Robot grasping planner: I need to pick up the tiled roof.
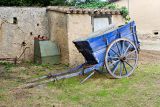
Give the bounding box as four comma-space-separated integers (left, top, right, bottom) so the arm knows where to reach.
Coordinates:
47, 6, 121, 15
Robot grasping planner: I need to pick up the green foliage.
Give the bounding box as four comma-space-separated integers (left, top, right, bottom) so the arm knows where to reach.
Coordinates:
105, 2, 117, 10
74, 1, 108, 8
120, 6, 129, 20
0, 62, 16, 71
0, 0, 66, 6
72, 1, 129, 20
68, 0, 119, 9
49, 0, 66, 6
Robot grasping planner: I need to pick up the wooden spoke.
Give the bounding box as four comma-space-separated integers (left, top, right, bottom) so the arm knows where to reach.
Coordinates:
116, 42, 121, 55
124, 60, 134, 69
121, 40, 125, 54
123, 62, 128, 74
112, 61, 120, 74
126, 50, 136, 57
109, 60, 120, 67
126, 57, 137, 60
110, 48, 120, 57
119, 62, 123, 76
124, 44, 131, 56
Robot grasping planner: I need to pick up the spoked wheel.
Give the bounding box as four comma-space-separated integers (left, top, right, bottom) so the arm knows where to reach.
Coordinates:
105, 38, 138, 78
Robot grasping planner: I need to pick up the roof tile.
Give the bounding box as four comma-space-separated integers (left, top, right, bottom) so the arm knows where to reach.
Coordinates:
47, 6, 121, 15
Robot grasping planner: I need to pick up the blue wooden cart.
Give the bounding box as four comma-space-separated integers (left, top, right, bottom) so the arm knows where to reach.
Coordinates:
25, 21, 140, 88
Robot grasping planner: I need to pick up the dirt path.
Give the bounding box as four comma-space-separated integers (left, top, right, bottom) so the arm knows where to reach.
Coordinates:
139, 50, 160, 64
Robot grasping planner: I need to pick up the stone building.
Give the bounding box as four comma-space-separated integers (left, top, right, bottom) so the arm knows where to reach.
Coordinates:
47, 6, 125, 65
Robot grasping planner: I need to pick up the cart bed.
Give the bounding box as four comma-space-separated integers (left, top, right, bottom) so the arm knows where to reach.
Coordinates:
73, 21, 140, 64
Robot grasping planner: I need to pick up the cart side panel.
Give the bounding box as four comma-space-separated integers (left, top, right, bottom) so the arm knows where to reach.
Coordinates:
118, 21, 140, 48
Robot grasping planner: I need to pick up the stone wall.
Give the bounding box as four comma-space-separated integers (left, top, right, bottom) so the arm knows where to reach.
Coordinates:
47, 11, 69, 64
47, 12, 92, 65
67, 14, 92, 65
112, 15, 125, 26
0, 7, 49, 61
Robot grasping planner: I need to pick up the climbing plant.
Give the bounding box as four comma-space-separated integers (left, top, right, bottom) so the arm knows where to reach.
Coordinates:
67, 1, 129, 20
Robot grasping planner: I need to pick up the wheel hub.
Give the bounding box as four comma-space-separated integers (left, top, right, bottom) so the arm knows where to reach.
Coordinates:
119, 56, 126, 62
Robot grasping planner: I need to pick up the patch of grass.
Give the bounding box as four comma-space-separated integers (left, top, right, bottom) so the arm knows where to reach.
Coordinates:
0, 95, 5, 101
96, 89, 109, 97
0, 62, 160, 106
0, 88, 7, 101
43, 64, 160, 106
0, 62, 16, 71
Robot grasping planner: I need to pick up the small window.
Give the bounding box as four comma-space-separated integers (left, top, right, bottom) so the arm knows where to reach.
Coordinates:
92, 15, 112, 32
13, 17, 18, 24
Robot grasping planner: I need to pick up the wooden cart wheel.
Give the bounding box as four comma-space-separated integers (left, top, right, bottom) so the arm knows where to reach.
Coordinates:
105, 38, 138, 78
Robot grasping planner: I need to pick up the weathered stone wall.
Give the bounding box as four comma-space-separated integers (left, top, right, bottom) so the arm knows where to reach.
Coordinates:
0, 19, 2, 43
47, 11, 69, 64
67, 14, 92, 65
0, 7, 49, 61
112, 15, 125, 26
